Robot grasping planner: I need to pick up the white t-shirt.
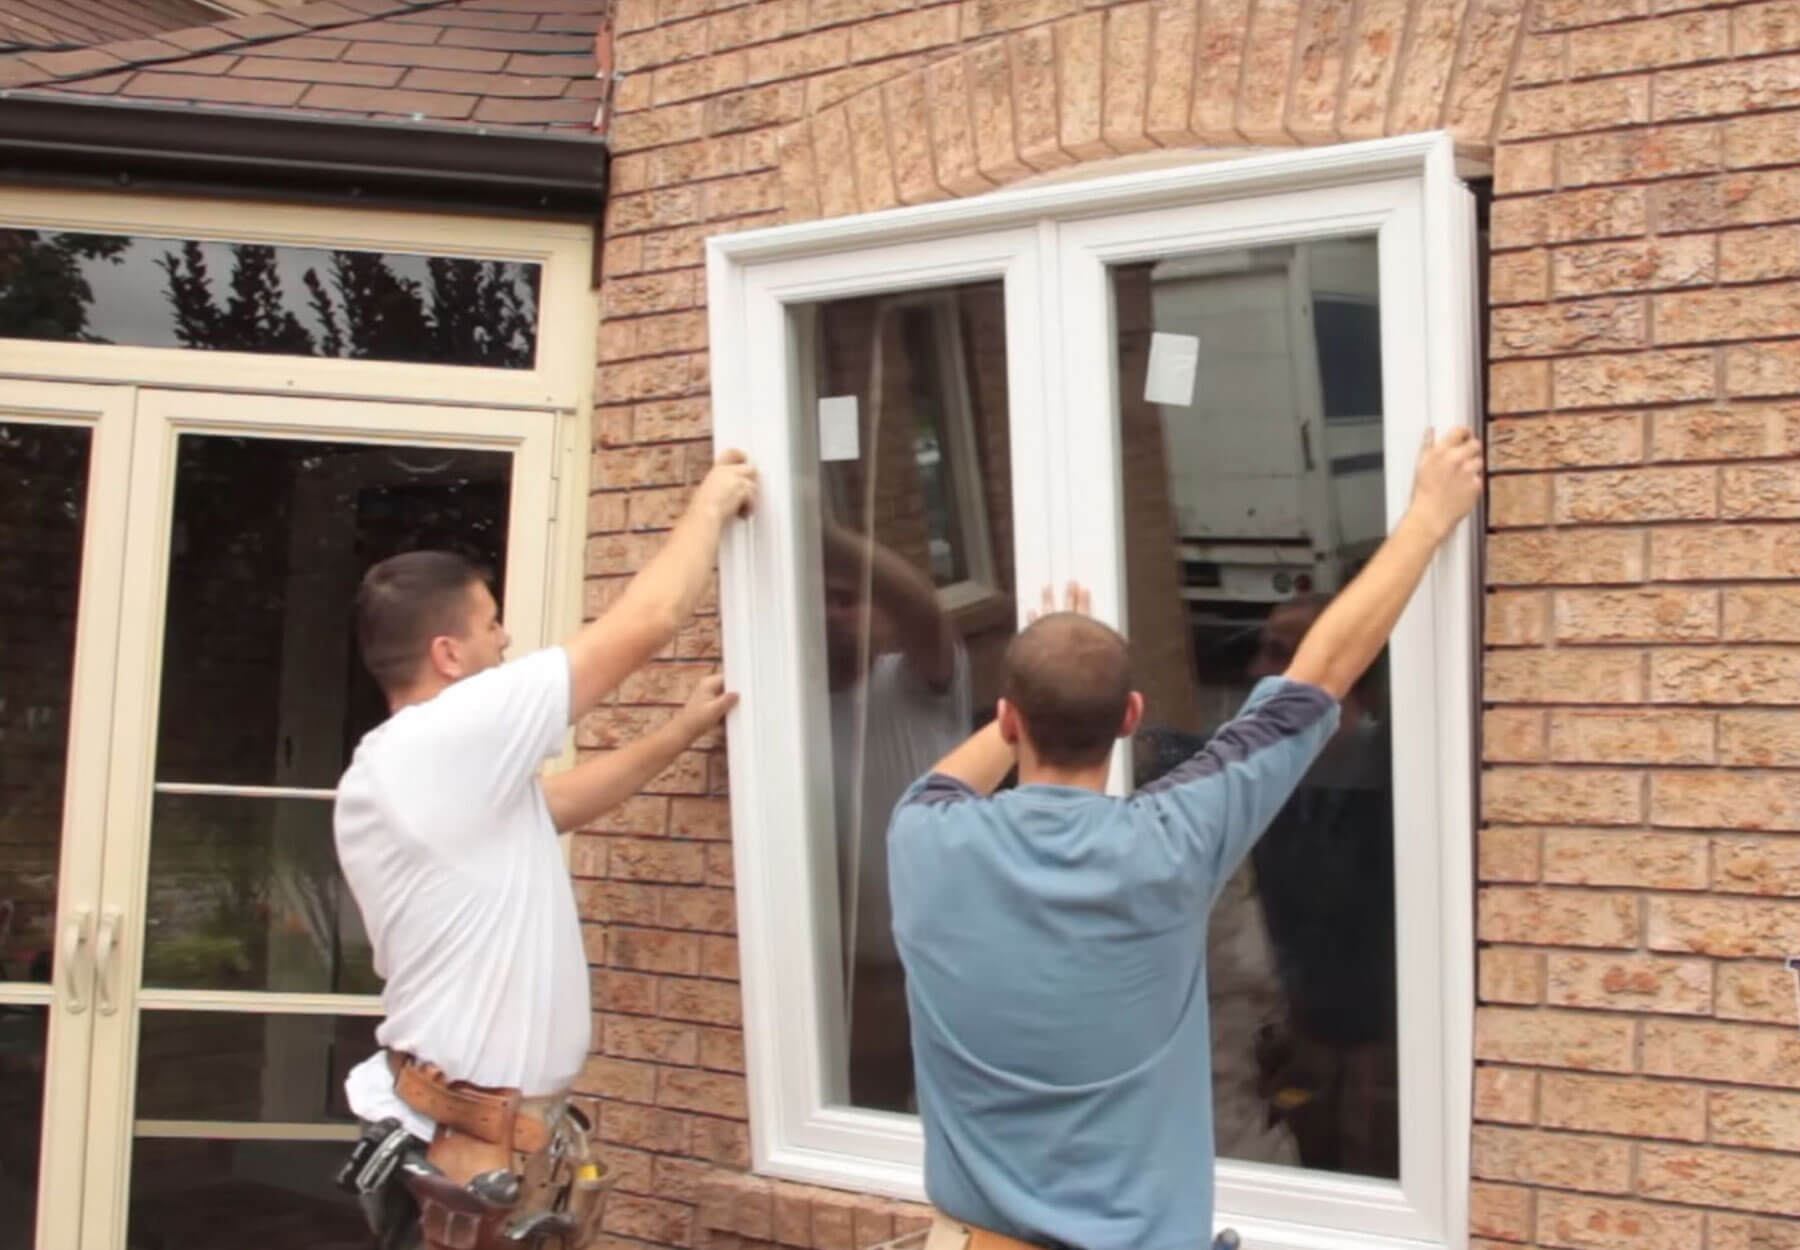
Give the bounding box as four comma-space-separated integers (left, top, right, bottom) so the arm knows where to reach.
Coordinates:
335, 646, 590, 1139
829, 647, 970, 969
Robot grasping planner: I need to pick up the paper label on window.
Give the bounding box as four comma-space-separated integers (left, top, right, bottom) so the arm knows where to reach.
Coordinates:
819, 395, 860, 462
1144, 332, 1201, 408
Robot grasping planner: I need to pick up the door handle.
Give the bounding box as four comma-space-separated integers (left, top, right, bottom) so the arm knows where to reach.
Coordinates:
59, 906, 93, 1015
94, 906, 123, 1017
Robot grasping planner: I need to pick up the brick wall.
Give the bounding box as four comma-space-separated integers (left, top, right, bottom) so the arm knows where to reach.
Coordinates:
585, 3, 1800, 1250
1477, 3, 1800, 1246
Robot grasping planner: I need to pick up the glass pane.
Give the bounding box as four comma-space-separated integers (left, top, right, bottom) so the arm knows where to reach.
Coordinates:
144, 795, 373, 994
155, 435, 511, 790
0, 228, 541, 368
801, 281, 1013, 1113
1114, 237, 1398, 1179
136, 1012, 377, 1123
0, 1003, 47, 1239
129, 1139, 365, 1250
0, 422, 91, 986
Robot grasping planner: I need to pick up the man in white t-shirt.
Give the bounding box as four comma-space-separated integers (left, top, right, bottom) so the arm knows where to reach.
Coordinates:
821, 523, 969, 1111
333, 451, 756, 1250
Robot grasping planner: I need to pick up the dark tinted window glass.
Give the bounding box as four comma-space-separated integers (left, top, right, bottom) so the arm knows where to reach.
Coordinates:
0, 228, 540, 369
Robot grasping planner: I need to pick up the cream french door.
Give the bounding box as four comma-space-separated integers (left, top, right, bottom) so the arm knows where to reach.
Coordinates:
3, 384, 557, 1250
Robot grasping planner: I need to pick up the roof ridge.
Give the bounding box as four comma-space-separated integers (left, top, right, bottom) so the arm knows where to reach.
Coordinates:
0, 0, 457, 91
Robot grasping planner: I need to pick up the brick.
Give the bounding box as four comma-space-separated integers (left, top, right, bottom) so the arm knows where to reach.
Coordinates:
1724, 226, 1800, 281
609, 925, 701, 974
967, 41, 1026, 184
1656, 646, 1800, 707
1480, 886, 1639, 947
1236, 0, 1301, 143
1485, 708, 1546, 761
699, 1025, 745, 1072
1712, 832, 1800, 891
605, 1014, 701, 1065
1011, 26, 1066, 172
1562, 467, 1717, 522
1143, 0, 1200, 145
1554, 237, 1717, 298
1547, 711, 1714, 765
1659, 284, 1800, 344
1389, 0, 1465, 133
1475, 1006, 1637, 1072
1711, 1088, 1800, 1152
1470, 1124, 1634, 1193
1638, 1144, 1800, 1216
921, 56, 987, 198
1712, 1216, 1800, 1250
593, 965, 657, 1013
1480, 827, 1544, 882
1486, 768, 1643, 826
1649, 894, 1800, 956
1554, 350, 1716, 410
659, 1067, 747, 1117
1475, 1066, 1538, 1123
1653, 769, 1800, 828
1652, 524, 1800, 580
1651, 404, 1800, 460
1656, 54, 1800, 122
1539, 1072, 1708, 1141
1488, 529, 1646, 585
1536, 1193, 1704, 1250
1489, 360, 1551, 413
1727, 111, 1800, 170
1447, 0, 1530, 140
1514, 32, 1566, 87
1470, 1181, 1535, 1242
1643, 1017, 1800, 1088
659, 974, 742, 1025
1543, 828, 1712, 886
1573, 10, 1729, 75
1652, 169, 1800, 233
845, 88, 898, 212
1496, 141, 1556, 195
1485, 649, 1643, 703
1534, 0, 1643, 29
1726, 586, 1800, 641
123, 72, 308, 107
605, 1194, 694, 1246
1492, 250, 1550, 304
1480, 947, 1545, 1003
1503, 78, 1651, 139
849, 7, 957, 60
1499, 188, 1651, 248
1056, 11, 1109, 161
1554, 588, 1719, 642
578, 1055, 656, 1103
607, 837, 707, 884
1191, 0, 1252, 140
1716, 962, 1800, 1024
603, 271, 697, 317
882, 73, 940, 206
1725, 462, 1800, 518
1492, 298, 1648, 357
1490, 473, 1553, 527
659, 885, 735, 933
1736, 1, 1800, 54
1288, 0, 1356, 140
692, 1115, 751, 1167
1546, 951, 1714, 1015
1729, 341, 1800, 399
582, 879, 657, 926
1487, 591, 1552, 646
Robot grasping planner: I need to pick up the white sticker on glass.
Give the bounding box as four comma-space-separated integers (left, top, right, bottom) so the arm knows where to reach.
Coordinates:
1144, 331, 1201, 408
819, 395, 861, 462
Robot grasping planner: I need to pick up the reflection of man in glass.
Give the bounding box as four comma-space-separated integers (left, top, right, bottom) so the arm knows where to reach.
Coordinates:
822, 521, 970, 1112
1243, 596, 1396, 1177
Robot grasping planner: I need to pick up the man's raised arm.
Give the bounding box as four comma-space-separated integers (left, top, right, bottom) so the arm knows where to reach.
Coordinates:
564, 450, 757, 720
1284, 427, 1483, 699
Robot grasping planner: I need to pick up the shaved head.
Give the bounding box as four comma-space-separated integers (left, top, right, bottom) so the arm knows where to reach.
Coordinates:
1001, 613, 1133, 768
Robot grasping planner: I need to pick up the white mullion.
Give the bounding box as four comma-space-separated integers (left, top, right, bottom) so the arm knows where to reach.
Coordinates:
151, 783, 336, 801
133, 1121, 358, 1142
134, 990, 382, 1015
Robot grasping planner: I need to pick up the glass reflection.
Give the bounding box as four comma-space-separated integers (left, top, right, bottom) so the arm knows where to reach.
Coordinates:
136, 1012, 378, 1123
806, 282, 1013, 1112
0, 1003, 46, 1247
0, 228, 540, 368
129, 1139, 365, 1250
0, 422, 91, 987
1116, 236, 1398, 1178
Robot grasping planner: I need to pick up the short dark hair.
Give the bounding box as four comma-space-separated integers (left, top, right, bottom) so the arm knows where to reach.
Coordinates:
354, 550, 484, 695
1001, 613, 1133, 768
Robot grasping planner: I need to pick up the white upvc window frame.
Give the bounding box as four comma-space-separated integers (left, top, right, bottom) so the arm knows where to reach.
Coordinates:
708, 133, 1478, 1250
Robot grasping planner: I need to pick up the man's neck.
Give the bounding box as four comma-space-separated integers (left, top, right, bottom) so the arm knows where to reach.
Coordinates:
389, 676, 451, 714
1016, 758, 1111, 792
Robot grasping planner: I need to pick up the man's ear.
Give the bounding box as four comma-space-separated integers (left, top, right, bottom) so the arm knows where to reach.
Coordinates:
997, 698, 1022, 746
427, 634, 462, 681
1117, 691, 1145, 740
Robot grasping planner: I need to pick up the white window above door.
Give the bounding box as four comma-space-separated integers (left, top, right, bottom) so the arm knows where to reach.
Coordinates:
708, 133, 1480, 1250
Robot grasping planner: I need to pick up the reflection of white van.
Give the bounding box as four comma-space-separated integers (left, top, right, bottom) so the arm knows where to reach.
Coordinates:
1149, 238, 1386, 611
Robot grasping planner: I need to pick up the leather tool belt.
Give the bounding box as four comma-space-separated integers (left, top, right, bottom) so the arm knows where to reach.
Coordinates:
926, 1212, 1068, 1250
375, 1051, 610, 1250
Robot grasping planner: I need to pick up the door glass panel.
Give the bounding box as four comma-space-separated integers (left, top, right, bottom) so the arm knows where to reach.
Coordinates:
0, 228, 541, 368
143, 795, 373, 994
797, 280, 1013, 1113
154, 435, 512, 789
0, 1003, 46, 1241
1113, 237, 1398, 1179
129, 1139, 365, 1250
0, 422, 92, 986
136, 1012, 378, 1124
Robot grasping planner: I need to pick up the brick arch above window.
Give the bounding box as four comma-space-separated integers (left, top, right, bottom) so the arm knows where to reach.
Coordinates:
776, 0, 1533, 224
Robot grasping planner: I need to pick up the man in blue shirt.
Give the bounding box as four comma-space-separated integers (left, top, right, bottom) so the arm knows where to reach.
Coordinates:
888, 428, 1483, 1250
